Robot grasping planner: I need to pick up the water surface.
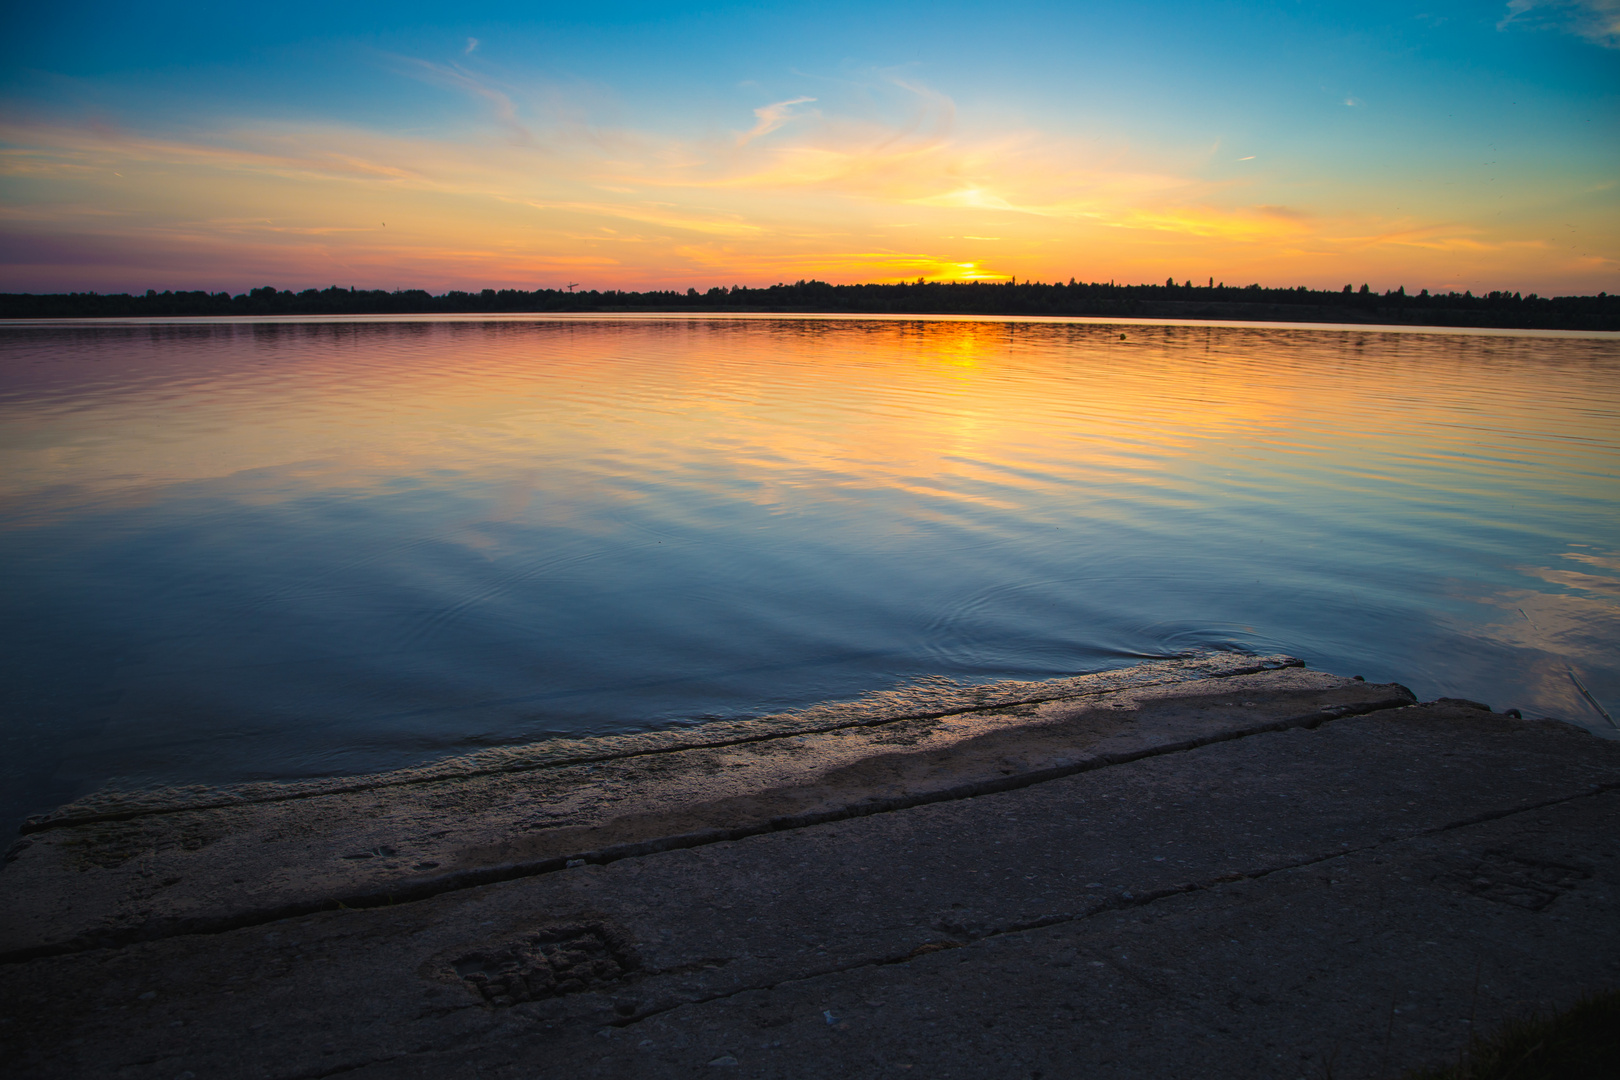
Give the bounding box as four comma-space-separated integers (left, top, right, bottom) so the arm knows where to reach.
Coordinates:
3, 314, 1617, 829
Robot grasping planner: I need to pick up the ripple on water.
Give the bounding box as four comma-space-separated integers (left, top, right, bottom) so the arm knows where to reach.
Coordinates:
1, 315, 1617, 831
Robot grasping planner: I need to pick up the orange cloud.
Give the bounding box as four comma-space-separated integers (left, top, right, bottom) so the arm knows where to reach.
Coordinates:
1, 69, 1615, 294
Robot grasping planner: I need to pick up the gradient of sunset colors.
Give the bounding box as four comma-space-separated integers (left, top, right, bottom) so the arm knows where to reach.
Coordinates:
2, 1, 1617, 295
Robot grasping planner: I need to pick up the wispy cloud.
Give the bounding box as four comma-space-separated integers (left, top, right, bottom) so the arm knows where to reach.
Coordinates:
390, 56, 536, 144
0, 62, 1612, 294
522, 200, 764, 236
0, 119, 424, 184
1500, 0, 1620, 48
737, 96, 816, 145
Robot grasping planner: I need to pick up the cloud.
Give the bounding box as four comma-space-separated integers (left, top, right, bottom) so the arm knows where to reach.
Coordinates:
1500, 0, 1620, 48
2, 62, 1613, 294
523, 200, 764, 236
0, 104, 1489, 279
0, 118, 425, 185
390, 56, 536, 144
1102, 204, 1315, 243
737, 96, 816, 145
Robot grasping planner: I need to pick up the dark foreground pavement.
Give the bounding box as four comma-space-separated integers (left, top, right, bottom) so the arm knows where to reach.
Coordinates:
2, 660, 1617, 1079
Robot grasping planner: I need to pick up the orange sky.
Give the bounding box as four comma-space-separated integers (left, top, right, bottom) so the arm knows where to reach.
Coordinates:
3, 2, 1617, 294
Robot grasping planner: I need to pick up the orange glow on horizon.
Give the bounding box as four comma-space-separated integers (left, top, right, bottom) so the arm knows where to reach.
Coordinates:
1, 70, 1615, 298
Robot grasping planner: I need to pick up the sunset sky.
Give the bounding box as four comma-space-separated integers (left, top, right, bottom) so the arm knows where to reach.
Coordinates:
2, 1, 1616, 295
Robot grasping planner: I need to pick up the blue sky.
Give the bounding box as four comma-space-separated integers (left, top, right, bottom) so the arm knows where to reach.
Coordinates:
2, 1, 1616, 292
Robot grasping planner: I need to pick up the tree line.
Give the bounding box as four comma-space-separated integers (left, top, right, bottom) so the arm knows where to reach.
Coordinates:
2, 279, 1615, 330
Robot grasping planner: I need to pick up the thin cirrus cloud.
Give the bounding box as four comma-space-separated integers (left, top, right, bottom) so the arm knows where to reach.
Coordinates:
0, 33, 1613, 296
737, 97, 817, 145
1499, 0, 1620, 47
389, 56, 538, 145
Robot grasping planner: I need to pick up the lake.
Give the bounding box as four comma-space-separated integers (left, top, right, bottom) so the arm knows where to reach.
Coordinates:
2, 314, 1617, 832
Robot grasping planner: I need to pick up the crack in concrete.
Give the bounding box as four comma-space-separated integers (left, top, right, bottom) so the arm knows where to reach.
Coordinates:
282, 1061, 391, 1080
84, 782, 1617, 1079
94, 767, 1600, 1080
19, 660, 1303, 835
266, 1029, 500, 1080
600, 783, 1620, 1031
0, 690, 1400, 966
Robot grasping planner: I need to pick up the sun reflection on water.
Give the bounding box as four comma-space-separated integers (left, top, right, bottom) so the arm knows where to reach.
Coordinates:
0, 314, 1616, 826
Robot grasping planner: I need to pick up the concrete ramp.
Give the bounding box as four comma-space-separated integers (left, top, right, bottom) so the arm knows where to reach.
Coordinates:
3, 660, 1617, 1079
5, 655, 1386, 959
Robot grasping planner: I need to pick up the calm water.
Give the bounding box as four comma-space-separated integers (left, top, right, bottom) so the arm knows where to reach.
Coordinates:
3, 314, 1618, 830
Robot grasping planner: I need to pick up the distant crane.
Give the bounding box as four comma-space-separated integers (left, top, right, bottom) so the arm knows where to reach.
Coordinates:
566, 282, 579, 293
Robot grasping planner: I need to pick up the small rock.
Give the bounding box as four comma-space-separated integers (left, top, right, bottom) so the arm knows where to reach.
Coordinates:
707, 1055, 738, 1067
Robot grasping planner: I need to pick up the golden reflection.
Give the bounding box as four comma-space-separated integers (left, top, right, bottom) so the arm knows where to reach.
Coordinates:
5, 317, 1616, 532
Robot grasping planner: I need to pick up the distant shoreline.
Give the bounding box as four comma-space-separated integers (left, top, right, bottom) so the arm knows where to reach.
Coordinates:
6, 309, 1617, 340
5, 279, 1617, 331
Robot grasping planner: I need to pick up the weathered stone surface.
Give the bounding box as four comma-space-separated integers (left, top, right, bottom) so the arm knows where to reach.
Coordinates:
2, 679, 1617, 1080
19, 655, 1302, 833
3, 656, 1405, 959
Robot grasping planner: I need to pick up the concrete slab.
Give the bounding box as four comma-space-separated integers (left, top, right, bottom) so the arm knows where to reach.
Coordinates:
4, 656, 1408, 960
3, 684, 1617, 1080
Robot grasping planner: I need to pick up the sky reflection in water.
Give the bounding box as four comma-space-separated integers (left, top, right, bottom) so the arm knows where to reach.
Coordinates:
1, 315, 1617, 828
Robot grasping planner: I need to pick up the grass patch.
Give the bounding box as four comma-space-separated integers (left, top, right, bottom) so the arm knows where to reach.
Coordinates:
1404, 988, 1619, 1080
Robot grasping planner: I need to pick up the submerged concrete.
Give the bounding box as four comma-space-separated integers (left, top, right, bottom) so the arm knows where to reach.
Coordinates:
3, 658, 1618, 1079
3, 654, 1372, 959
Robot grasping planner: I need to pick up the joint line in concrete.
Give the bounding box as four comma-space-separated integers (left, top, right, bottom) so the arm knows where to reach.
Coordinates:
21, 660, 1305, 835
592, 784, 1618, 1031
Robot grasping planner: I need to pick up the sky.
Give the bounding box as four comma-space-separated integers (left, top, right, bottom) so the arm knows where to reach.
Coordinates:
1, 1, 1617, 295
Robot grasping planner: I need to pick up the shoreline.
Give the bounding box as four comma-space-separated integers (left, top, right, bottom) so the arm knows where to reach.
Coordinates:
18, 654, 1303, 835
4, 308, 1620, 338
4, 657, 1617, 1078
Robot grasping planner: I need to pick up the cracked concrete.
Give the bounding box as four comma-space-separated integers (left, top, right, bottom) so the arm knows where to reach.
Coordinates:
3, 655, 1388, 960
3, 663, 1618, 1079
